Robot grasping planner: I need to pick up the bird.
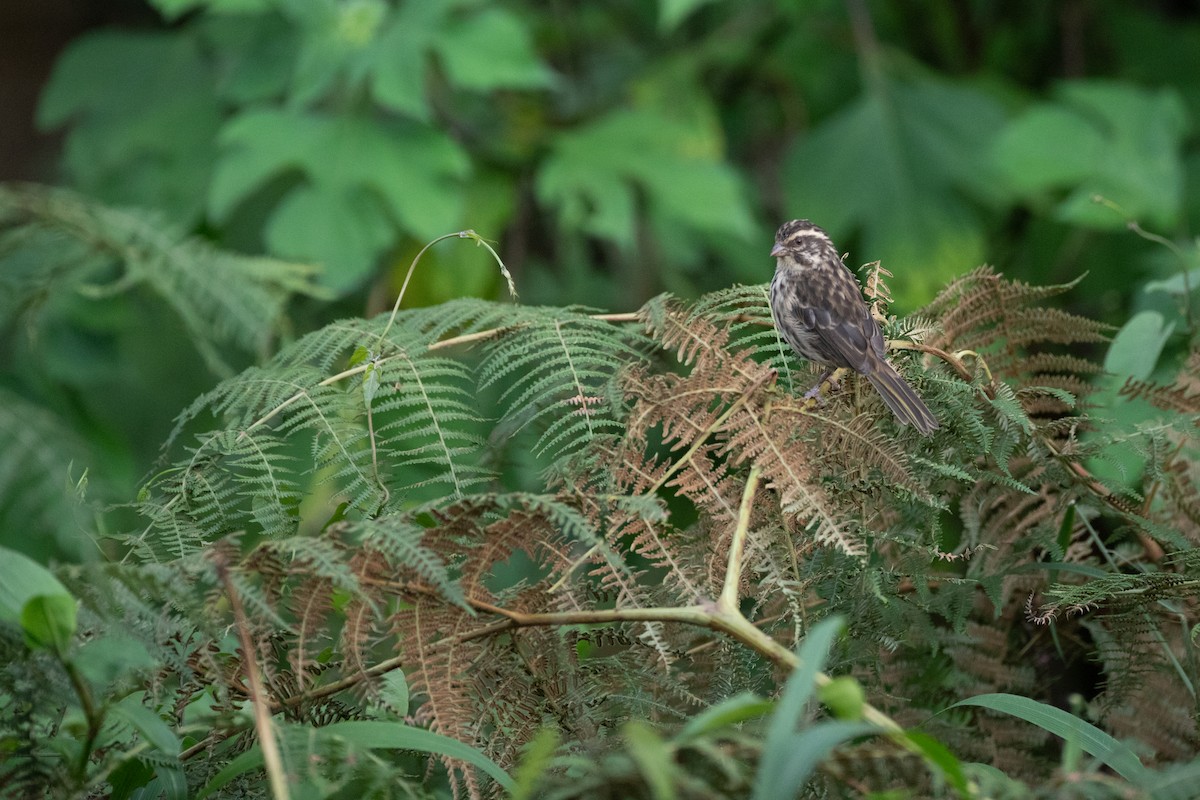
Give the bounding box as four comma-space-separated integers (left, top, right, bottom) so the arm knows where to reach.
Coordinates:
768, 219, 939, 435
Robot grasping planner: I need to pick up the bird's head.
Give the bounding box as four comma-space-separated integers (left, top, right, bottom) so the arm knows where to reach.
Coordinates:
771, 219, 836, 263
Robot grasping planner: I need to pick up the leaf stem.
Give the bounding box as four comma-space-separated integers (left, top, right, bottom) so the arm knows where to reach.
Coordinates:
216, 553, 290, 800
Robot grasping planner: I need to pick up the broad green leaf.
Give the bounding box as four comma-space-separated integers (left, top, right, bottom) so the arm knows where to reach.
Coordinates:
993, 81, 1188, 230
1105, 310, 1174, 381
367, 1, 552, 118
435, 9, 554, 91
783, 77, 1005, 304
75, 634, 156, 687
755, 722, 878, 799
537, 108, 754, 249
200, 14, 296, 104
992, 105, 1104, 191
315, 720, 513, 788
198, 720, 514, 797
366, 1, 447, 119
21, 593, 77, 654
283, 0, 390, 107
111, 694, 181, 755
263, 185, 395, 290
1143, 266, 1200, 298
901, 731, 970, 797
37, 30, 221, 223
950, 693, 1147, 783
0, 546, 71, 624
379, 669, 409, 716
210, 110, 468, 289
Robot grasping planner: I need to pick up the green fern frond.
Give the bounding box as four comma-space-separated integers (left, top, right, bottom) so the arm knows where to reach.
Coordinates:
0, 389, 93, 556
0, 182, 320, 375
342, 515, 465, 609
479, 306, 652, 459
374, 352, 492, 498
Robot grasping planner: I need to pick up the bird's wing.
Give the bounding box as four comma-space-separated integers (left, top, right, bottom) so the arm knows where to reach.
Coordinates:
795, 279, 878, 372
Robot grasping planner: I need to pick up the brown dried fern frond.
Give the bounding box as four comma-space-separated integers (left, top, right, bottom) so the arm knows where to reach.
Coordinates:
1120, 348, 1200, 414
924, 266, 1111, 388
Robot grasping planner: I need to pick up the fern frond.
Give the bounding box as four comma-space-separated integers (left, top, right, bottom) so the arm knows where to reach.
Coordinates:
479, 306, 652, 460
924, 266, 1110, 386
0, 388, 93, 555
0, 182, 320, 374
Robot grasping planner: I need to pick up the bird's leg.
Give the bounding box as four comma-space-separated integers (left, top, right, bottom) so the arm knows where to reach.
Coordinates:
803, 368, 838, 403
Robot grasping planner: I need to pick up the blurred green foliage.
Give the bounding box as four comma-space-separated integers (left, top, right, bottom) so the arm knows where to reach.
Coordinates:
34, 0, 1200, 312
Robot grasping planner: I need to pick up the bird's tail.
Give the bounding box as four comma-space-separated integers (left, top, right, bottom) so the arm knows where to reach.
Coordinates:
864, 360, 939, 436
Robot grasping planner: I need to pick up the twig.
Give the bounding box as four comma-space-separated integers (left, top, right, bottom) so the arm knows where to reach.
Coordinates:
215, 554, 290, 800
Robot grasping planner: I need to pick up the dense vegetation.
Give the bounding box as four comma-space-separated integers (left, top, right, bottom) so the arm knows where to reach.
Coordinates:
2, 1, 1199, 798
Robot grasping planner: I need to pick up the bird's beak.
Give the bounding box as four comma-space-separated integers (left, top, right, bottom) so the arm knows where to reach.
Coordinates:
770, 242, 785, 258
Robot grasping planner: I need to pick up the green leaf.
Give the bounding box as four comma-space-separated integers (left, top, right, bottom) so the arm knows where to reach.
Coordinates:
210, 110, 468, 289
263, 184, 394, 290
949, 693, 1147, 783
379, 668, 409, 716
318, 720, 514, 789
510, 728, 560, 800
367, 1, 552, 118
537, 107, 753, 249
198, 720, 513, 797
362, 361, 380, 405
754, 616, 848, 800
110, 694, 181, 755
434, 9, 554, 91
1105, 310, 1174, 381
37, 30, 221, 224
348, 345, 371, 368
21, 593, 77, 654
676, 692, 772, 743
783, 77, 1005, 304
901, 731, 970, 797
992, 105, 1104, 191
75, 634, 156, 687
993, 81, 1188, 229
624, 720, 677, 800
755, 722, 878, 799
0, 546, 71, 624
659, 0, 718, 31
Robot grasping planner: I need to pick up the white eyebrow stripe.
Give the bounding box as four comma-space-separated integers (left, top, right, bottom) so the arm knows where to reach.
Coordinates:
784, 229, 829, 241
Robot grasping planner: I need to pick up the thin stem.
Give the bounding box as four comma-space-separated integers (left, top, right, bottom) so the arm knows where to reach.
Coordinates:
216, 555, 290, 800
376, 230, 517, 350
376, 232, 463, 347
64, 661, 101, 782
1094, 194, 1195, 334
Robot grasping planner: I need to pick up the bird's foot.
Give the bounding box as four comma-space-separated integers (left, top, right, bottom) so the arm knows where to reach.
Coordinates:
803, 371, 838, 405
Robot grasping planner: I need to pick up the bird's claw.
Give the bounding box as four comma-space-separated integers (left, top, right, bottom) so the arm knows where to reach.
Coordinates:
803, 372, 838, 405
